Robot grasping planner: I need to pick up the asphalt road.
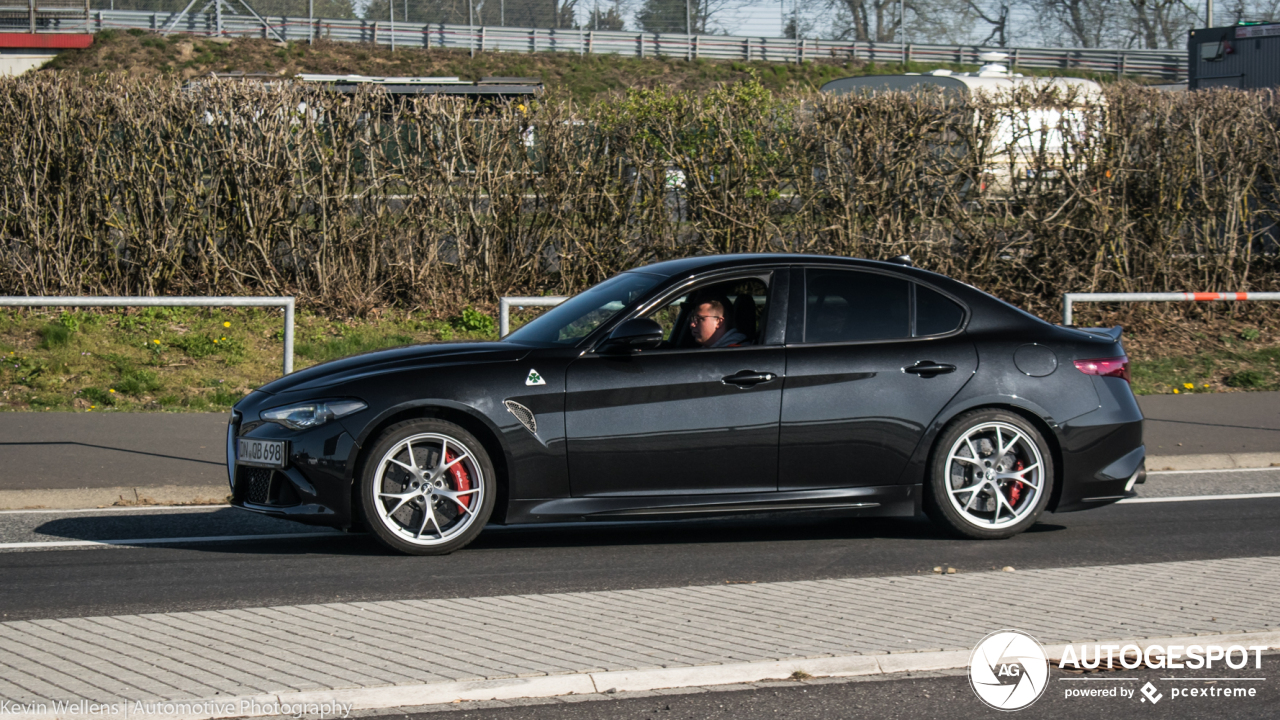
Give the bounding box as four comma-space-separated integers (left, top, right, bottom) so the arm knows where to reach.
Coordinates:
0, 412, 227, 490
1, 470, 1278, 622
392, 656, 1280, 720
1139, 391, 1280, 456
0, 390, 1275, 491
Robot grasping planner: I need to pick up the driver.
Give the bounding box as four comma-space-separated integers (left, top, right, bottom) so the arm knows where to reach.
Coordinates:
689, 296, 748, 348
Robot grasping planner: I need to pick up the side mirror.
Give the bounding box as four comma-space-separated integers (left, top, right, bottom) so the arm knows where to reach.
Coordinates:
599, 318, 664, 353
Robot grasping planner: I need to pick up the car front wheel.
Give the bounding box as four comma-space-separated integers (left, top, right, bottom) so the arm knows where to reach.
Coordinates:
924, 410, 1054, 540
360, 419, 495, 555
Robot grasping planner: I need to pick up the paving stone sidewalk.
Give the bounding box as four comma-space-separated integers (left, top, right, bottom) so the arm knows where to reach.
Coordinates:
1, 556, 1278, 707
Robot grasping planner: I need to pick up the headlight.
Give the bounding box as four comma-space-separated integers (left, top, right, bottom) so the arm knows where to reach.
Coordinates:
260, 400, 367, 430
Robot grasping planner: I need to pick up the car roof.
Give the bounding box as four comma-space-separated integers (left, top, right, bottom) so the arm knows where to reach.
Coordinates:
628, 253, 1068, 339
631, 254, 934, 281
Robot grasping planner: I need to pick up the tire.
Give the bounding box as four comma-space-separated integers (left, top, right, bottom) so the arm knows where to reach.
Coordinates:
359, 419, 496, 555
923, 409, 1055, 540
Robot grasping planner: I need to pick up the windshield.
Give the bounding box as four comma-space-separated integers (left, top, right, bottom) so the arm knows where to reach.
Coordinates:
504, 272, 664, 347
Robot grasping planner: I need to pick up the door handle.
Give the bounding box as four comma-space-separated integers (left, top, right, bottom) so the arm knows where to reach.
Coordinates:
722, 370, 778, 387
904, 361, 956, 378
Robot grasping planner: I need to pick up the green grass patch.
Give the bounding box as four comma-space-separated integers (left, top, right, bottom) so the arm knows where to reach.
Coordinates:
37, 323, 73, 349
1, 307, 497, 412
1130, 344, 1280, 395
4, 304, 1273, 411
297, 330, 418, 364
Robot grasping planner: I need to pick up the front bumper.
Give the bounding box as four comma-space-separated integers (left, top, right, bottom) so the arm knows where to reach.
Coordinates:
226, 410, 359, 529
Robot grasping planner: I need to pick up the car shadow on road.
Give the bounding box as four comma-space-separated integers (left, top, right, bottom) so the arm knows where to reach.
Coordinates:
28, 508, 1065, 556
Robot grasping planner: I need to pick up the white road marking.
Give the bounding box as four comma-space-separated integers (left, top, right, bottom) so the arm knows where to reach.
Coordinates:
0, 504, 229, 515
1119, 492, 1280, 504
1148, 467, 1280, 476
0, 531, 350, 550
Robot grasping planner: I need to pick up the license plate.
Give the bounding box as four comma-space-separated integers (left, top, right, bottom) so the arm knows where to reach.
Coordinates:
237, 438, 287, 468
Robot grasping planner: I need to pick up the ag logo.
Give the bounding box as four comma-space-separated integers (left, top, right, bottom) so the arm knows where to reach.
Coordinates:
525, 369, 546, 386
969, 630, 1050, 711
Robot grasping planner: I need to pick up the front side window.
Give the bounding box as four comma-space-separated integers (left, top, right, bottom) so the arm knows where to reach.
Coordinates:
504, 272, 663, 346
642, 276, 771, 349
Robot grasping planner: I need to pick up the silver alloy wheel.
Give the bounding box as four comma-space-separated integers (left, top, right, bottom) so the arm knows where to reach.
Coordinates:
943, 421, 1045, 530
372, 432, 484, 546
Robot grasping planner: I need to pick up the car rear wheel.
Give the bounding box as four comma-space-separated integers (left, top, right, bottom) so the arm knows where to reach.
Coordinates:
924, 410, 1054, 540
360, 419, 495, 555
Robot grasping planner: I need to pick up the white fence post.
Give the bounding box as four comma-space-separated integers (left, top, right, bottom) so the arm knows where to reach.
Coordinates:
1061, 292, 1280, 327
499, 296, 568, 337
0, 296, 297, 376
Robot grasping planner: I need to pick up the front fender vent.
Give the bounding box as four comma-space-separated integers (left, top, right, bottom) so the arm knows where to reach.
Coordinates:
503, 400, 537, 434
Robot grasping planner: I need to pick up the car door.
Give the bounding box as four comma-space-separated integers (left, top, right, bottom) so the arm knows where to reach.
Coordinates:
779, 266, 976, 492
564, 271, 788, 497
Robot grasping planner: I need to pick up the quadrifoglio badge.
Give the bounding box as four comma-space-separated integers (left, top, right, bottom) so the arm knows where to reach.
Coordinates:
970, 628, 1270, 710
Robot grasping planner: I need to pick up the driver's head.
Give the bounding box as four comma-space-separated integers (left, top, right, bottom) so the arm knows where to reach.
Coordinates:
690, 297, 731, 347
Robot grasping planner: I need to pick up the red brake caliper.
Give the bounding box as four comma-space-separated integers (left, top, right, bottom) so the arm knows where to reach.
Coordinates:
1006, 460, 1025, 506
444, 450, 472, 512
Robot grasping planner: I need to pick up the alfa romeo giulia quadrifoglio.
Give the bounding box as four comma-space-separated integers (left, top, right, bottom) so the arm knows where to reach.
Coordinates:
228, 254, 1145, 555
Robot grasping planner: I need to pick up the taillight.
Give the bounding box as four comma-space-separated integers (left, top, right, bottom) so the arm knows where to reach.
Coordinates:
1073, 356, 1130, 384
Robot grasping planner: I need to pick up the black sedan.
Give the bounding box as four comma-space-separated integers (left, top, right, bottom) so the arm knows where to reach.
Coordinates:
228, 254, 1145, 555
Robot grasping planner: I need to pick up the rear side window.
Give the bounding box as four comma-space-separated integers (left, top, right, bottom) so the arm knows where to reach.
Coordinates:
915, 284, 965, 336
805, 270, 910, 343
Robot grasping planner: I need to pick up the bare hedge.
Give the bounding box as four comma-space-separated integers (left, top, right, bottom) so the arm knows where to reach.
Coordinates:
1, 74, 1276, 318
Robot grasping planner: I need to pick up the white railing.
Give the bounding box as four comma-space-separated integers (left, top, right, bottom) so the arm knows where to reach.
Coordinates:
1062, 292, 1280, 326
499, 296, 566, 337
0, 296, 296, 375
71, 10, 1186, 81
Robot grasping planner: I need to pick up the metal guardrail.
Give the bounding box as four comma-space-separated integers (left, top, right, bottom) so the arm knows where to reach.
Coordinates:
499, 296, 566, 337
0, 0, 86, 33
1062, 292, 1280, 326
64, 10, 1186, 81
0, 296, 296, 375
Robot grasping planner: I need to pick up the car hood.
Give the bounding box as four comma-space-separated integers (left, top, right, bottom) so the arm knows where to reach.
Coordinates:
257, 341, 533, 395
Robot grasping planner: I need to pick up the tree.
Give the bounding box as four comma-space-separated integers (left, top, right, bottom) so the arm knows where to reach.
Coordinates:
636, 0, 697, 32
1125, 0, 1197, 48
584, 1, 626, 29
827, 0, 903, 42
966, 0, 1008, 45
634, 0, 744, 33
362, 0, 577, 27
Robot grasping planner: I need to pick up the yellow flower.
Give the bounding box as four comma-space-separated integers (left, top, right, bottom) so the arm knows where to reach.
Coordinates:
1183, 383, 1194, 389
213, 339, 219, 344
90, 405, 96, 409
1202, 383, 1209, 387
1174, 389, 1180, 394
109, 389, 115, 393
223, 321, 231, 328
153, 339, 160, 345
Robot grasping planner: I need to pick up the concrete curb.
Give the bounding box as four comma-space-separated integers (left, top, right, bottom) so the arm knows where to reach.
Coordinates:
1, 453, 1275, 510
0, 485, 228, 510
12, 630, 1279, 720
1147, 452, 1280, 472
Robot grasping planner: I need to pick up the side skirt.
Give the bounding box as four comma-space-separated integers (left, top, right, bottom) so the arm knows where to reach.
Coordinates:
502, 485, 919, 525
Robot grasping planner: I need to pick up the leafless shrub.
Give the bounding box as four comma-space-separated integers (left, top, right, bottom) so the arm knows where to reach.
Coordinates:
1, 75, 1275, 319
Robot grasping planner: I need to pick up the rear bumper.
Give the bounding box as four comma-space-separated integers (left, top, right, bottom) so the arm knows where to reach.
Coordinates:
1051, 376, 1145, 513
